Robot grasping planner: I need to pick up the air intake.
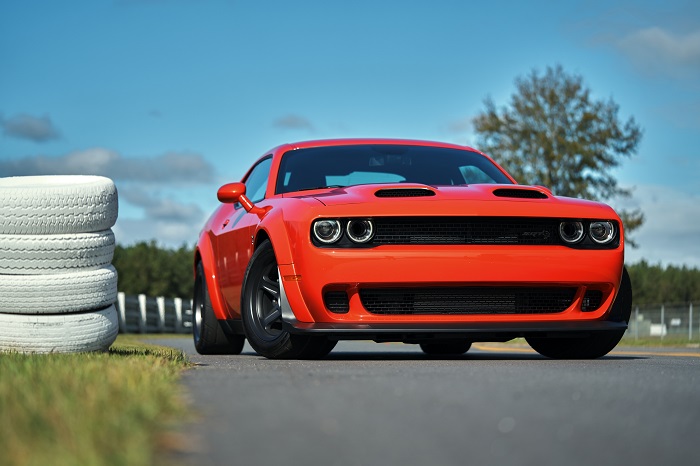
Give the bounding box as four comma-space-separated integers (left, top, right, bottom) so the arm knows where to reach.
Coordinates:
375, 188, 436, 198
493, 188, 548, 199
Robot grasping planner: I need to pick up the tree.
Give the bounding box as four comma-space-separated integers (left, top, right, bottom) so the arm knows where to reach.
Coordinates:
112, 241, 194, 298
472, 64, 644, 244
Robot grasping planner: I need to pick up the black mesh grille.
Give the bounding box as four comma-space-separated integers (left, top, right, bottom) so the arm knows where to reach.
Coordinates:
582, 290, 604, 312
359, 286, 576, 315
372, 217, 559, 245
375, 188, 436, 198
493, 188, 548, 199
324, 291, 350, 313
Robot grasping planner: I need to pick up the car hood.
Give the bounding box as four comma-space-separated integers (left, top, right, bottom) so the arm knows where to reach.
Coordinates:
283, 183, 619, 219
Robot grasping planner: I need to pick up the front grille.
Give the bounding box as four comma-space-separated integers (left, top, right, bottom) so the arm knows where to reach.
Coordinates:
582, 290, 603, 312
375, 188, 436, 198
359, 286, 576, 315
372, 217, 559, 245
324, 291, 350, 313
493, 188, 548, 199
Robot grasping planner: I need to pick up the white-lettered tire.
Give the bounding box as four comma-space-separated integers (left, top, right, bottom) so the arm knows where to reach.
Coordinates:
0, 305, 119, 353
0, 230, 115, 274
0, 265, 118, 314
0, 175, 118, 235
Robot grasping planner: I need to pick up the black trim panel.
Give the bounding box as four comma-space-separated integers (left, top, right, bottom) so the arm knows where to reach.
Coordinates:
282, 319, 627, 341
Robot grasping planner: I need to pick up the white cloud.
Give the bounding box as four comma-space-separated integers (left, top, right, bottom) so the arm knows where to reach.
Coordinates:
617, 27, 700, 78
0, 113, 61, 142
614, 184, 700, 267
0, 148, 214, 183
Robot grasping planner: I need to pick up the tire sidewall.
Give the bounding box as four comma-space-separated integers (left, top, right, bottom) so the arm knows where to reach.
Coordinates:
241, 241, 294, 356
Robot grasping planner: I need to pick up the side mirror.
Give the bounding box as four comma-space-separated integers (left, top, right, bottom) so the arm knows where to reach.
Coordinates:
217, 182, 268, 216
217, 182, 246, 204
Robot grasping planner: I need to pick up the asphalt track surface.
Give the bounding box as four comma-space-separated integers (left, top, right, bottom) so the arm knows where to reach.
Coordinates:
158, 338, 700, 466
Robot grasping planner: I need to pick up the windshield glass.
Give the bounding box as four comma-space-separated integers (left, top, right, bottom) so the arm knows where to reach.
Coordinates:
275, 144, 513, 194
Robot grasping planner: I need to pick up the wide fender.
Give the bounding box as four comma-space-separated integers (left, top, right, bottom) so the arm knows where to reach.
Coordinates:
254, 206, 315, 323
255, 206, 295, 265
194, 230, 232, 320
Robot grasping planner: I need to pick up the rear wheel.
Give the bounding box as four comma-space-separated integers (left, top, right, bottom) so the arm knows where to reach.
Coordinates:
420, 341, 471, 356
241, 240, 336, 359
193, 262, 245, 355
526, 267, 632, 359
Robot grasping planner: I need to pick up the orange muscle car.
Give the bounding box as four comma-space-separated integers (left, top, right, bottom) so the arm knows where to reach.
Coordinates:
193, 139, 631, 359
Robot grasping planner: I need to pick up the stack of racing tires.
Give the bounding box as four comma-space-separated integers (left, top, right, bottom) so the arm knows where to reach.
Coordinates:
0, 176, 119, 353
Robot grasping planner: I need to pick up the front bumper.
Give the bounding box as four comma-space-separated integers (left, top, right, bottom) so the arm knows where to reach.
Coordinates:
279, 243, 625, 326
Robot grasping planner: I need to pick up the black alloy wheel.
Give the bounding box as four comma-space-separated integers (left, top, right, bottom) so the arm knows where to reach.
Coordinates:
241, 240, 336, 359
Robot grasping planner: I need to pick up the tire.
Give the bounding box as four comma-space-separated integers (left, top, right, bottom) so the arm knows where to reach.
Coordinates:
526, 267, 633, 359
192, 262, 245, 355
0, 305, 119, 353
0, 175, 118, 235
420, 341, 472, 356
0, 230, 115, 274
241, 240, 335, 359
0, 265, 118, 314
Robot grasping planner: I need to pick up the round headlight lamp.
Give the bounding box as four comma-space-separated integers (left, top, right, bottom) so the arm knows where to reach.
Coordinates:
559, 221, 584, 244
589, 221, 615, 244
313, 219, 342, 244
346, 219, 374, 243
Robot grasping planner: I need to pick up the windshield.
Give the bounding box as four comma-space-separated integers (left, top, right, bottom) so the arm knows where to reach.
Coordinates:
275, 144, 513, 194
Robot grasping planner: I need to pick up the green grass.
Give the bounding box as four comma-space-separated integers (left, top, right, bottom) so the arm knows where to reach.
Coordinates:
0, 335, 191, 466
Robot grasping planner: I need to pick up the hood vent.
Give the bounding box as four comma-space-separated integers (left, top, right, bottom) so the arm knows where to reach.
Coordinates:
375, 188, 436, 198
493, 188, 548, 199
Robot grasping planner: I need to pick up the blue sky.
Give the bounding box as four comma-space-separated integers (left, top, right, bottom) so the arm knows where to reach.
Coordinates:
1, 0, 699, 267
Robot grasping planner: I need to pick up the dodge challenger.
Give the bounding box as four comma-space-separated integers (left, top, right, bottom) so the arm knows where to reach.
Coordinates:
193, 139, 631, 359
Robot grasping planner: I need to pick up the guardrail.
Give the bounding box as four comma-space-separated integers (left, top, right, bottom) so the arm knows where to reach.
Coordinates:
116, 292, 193, 334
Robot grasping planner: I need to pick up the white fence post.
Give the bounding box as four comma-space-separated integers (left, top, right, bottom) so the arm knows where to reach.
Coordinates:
174, 297, 183, 333
157, 297, 165, 333
117, 292, 127, 333
138, 294, 147, 334
690, 302, 693, 341
634, 306, 639, 340
661, 304, 665, 340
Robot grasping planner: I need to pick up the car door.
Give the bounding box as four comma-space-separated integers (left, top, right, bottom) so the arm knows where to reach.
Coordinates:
216, 156, 272, 317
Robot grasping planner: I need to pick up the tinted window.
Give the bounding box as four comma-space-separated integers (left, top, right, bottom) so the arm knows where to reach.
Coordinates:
276, 145, 512, 194
244, 157, 272, 203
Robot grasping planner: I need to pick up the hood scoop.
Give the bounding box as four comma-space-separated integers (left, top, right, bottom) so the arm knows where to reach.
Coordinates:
493, 188, 548, 199
375, 188, 436, 198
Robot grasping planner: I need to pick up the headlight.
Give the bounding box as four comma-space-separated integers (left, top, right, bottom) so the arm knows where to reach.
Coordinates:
589, 221, 615, 244
313, 219, 342, 244
559, 221, 584, 244
346, 219, 374, 243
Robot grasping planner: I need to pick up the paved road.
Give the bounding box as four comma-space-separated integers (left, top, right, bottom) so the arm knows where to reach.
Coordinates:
158, 338, 700, 466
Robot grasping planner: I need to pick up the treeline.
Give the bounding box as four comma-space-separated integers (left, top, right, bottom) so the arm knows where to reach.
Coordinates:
112, 242, 700, 305
113, 241, 194, 299
627, 261, 700, 305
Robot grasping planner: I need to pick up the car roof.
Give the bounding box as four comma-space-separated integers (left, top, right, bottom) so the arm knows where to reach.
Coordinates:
270, 138, 485, 155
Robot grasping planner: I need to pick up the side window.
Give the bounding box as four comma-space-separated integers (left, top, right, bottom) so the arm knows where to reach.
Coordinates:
244, 157, 272, 203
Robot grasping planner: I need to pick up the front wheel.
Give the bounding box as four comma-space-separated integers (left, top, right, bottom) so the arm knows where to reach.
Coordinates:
526, 267, 632, 359
241, 240, 336, 359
